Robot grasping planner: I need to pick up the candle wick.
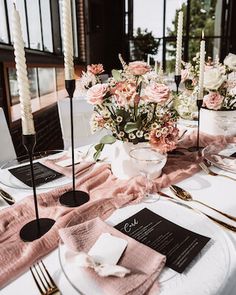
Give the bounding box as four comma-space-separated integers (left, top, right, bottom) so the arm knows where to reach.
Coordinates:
13, 3, 16, 9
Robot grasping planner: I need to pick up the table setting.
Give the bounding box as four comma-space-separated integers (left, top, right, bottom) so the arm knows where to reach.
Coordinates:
1, 2, 236, 295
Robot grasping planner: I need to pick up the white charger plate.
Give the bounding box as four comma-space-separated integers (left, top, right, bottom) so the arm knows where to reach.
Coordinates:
58, 199, 231, 295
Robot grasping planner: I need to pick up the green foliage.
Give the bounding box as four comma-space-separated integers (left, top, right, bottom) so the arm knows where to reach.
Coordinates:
93, 135, 116, 161
166, 0, 217, 72
132, 28, 160, 61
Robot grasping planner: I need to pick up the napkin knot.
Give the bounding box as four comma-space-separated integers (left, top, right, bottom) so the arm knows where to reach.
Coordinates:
75, 252, 131, 278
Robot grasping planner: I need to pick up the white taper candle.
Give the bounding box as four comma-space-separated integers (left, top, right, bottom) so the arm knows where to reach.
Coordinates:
147, 54, 150, 66
198, 31, 205, 100
12, 5, 35, 135
175, 11, 183, 76
62, 0, 74, 80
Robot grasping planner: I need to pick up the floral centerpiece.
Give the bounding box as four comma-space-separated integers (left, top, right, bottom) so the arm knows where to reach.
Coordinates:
174, 53, 236, 121
84, 57, 179, 161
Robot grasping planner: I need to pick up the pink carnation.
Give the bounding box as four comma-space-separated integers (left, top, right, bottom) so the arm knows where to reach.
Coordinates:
110, 81, 137, 106
143, 83, 170, 104
128, 61, 151, 76
86, 84, 108, 105
203, 92, 223, 110
149, 126, 179, 153
87, 64, 104, 75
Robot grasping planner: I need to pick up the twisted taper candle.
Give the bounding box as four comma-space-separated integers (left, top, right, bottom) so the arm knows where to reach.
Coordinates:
175, 11, 183, 76
12, 5, 35, 135
62, 0, 74, 80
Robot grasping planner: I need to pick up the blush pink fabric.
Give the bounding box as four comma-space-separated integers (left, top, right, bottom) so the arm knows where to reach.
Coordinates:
59, 217, 166, 295
0, 131, 233, 289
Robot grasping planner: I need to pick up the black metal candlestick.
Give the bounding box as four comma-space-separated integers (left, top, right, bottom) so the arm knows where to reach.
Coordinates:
196, 99, 203, 153
188, 99, 203, 153
20, 134, 55, 242
59, 79, 90, 207
174, 75, 181, 94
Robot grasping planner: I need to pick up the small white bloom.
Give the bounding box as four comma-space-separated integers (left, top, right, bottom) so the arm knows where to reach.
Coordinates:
118, 131, 125, 137
129, 133, 136, 140
155, 130, 162, 138
136, 130, 144, 138
116, 116, 123, 123
144, 133, 150, 140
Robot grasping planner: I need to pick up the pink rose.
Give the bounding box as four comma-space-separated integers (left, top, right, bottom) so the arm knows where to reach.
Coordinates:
128, 61, 151, 76
143, 83, 170, 104
86, 84, 108, 105
203, 92, 223, 110
87, 64, 104, 75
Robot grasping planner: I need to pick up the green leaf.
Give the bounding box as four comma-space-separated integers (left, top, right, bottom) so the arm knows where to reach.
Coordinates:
124, 122, 139, 133
94, 143, 104, 151
100, 135, 116, 144
111, 69, 122, 81
93, 150, 102, 161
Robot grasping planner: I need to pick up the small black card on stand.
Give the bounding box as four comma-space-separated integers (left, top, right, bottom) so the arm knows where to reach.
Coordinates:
9, 162, 63, 187
115, 208, 210, 273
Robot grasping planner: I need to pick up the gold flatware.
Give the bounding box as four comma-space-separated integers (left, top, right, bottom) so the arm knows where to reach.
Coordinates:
199, 161, 236, 182
30, 260, 61, 295
158, 190, 236, 232
170, 184, 236, 222
0, 188, 15, 205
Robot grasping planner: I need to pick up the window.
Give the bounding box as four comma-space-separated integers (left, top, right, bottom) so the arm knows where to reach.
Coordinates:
132, 0, 228, 73
3, 0, 78, 55
0, 0, 9, 43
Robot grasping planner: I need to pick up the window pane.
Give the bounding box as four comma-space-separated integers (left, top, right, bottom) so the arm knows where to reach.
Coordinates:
133, 0, 163, 38
8, 67, 38, 106
56, 68, 65, 91
59, 0, 64, 52
71, 0, 78, 57
0, 0, 9, 43
7, 0, 28, 47
166, 0, 187, 36
40, 0, 53, 52
189, 0, 218, 38
26, 0, 42, 50
38, 68, 56, 96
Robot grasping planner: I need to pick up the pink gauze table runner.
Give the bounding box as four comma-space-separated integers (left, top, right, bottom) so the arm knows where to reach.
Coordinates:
0, 131, 234, 289
59, 217, 166, 295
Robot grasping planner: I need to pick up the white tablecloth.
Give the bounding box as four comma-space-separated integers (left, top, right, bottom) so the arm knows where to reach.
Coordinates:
1, 146, 236, 295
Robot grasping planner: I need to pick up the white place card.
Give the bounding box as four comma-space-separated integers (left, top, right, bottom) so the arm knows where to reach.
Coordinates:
88, 233, 128, 265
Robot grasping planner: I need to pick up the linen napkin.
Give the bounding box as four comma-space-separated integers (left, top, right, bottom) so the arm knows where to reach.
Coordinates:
59, 217, 166, 295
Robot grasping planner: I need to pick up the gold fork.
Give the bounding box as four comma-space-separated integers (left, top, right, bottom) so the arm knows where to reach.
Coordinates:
30, 260, 61, 295
199, 161, 236, 182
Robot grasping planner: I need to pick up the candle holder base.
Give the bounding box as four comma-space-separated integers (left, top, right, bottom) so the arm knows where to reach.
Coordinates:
59, 190, 90, 207
20, 218, 55, 242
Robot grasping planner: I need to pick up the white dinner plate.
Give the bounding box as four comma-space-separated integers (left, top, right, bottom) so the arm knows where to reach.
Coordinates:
203, 142, 236, 174
58, 199, 231, 295
0, 150, 71, 190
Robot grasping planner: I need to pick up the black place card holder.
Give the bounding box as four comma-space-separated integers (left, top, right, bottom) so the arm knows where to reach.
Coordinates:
9, 162, 63, 187
115, 208, 211, 273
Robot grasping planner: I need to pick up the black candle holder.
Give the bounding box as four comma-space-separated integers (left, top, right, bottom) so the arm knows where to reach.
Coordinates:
174, 75, 181, 94
59, 79, 90, 207
188, 99, 203, 154
20, 134, 55, 242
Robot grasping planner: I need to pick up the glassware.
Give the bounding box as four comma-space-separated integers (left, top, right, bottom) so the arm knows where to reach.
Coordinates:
129, 147, 166, 202
214, 115, 236, 137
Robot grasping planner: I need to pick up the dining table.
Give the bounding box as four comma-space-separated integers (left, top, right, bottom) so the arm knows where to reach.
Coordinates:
0, 138, 236, 295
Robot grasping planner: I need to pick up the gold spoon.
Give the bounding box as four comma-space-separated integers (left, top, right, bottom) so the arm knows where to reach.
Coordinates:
170, 184, 236, 222
158, 191, 236, 232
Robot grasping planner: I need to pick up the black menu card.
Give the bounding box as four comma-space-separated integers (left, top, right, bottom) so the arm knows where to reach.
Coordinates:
115, 208, 210, 273
9, 162, 63, 187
